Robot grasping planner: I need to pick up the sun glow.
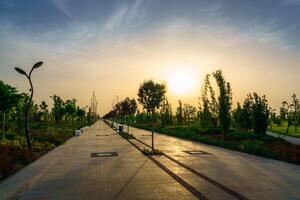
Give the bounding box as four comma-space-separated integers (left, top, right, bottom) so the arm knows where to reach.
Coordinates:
167, 67, 198, 96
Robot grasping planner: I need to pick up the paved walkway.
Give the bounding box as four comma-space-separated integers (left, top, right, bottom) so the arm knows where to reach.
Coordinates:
2, 121, 300, 200
117, 123, 300, 200
267, 131, 300, 145
0, 121, 197, 200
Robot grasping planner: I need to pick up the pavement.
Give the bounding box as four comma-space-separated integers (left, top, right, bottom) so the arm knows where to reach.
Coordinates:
1, 120, 300, 200
267, 131, 300, 145
120, 123, 300, 200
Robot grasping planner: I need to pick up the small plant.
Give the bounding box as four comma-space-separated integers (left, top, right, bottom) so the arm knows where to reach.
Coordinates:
141, 147, 163, 155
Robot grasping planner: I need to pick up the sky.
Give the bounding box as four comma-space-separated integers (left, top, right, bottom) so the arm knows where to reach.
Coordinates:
0, 0, 300, 115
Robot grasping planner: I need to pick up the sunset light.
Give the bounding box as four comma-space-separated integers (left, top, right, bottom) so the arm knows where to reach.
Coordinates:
167, 68, 198, 96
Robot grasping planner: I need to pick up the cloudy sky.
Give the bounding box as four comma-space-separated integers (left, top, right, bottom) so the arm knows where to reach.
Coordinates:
0, 0, 300, 115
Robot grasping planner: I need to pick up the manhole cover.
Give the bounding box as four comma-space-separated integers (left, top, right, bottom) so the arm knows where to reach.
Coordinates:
91, 152, 118, 157
183, 150, 209, 155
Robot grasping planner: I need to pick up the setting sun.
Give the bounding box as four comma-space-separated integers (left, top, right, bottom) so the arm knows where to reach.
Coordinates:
167, 68, 198, 96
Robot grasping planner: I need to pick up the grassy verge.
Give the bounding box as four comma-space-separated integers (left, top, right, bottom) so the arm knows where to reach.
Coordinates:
269, 124, 300, 138
133, 123, 300, 165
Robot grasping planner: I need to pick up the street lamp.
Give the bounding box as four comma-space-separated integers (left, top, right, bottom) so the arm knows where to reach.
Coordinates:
15, 61, 43, 150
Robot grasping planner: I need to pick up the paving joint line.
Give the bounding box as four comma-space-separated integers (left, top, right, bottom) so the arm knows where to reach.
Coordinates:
134, 135, 250, 200
106, 121, 210, 200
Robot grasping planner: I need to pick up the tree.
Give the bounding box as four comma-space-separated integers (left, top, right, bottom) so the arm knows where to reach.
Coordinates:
76, 106, 86, 125
39, 101, 48, 121
241, 94, 253, 130
0, 81, 21, 139
183, 103, 197, 123
213, 70, 232, 133
281, 94, 299, 134
137, 80, 166, 117
160, 99, 172, 127
199, 74, 215, 128
65, 99, 77, 125
251, 93, 270, 136
50, 94, 65, 124
176, 100, 184, 125
232, 103, 243, 129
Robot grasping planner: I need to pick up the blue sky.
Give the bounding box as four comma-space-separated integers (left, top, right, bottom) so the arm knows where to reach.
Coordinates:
0, 0, 300, 114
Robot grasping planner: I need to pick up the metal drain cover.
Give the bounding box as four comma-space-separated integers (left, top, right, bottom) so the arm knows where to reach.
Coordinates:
96, 134, 109, 137
183, 150, 209, 155
91, 152, 118, 157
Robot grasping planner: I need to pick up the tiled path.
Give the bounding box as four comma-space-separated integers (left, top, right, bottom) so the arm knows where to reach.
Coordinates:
118, 123, 300, 200
2, 120, 300, 200
0, 121, 197, 200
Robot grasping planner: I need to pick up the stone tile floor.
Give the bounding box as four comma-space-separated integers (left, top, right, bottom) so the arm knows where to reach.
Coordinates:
2, 120, 300, 200
0, 121, 196, 200
119, 123, 300, 200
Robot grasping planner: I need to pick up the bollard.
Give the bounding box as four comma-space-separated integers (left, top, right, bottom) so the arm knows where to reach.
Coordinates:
118, 125, 124, 133
75, 130, 81, 136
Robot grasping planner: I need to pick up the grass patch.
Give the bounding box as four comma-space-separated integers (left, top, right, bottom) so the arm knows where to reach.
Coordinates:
269, 123, 300, 138
141, 148, 163, 155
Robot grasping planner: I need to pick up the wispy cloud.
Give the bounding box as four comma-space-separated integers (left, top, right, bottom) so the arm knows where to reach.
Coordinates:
103, 0, 145, 30
51, 0, 73, 19
281, 0, 300, 6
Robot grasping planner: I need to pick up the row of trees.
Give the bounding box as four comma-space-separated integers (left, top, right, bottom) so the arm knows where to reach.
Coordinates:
103, 70, 299, 137
0, 80, 96, 139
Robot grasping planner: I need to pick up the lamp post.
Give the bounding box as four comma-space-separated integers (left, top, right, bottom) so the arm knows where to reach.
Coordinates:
15, 61, 43, 150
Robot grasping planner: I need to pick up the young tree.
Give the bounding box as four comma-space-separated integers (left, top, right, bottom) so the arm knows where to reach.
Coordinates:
176, 100, 184, 125
160, 99, 172, 127
232, 103, 243, 129
65, 99, 77, 125
76, 106, 86, 125
50, 94, 65, 124
0, 81, 21, 139
281, 94, 299, 134
183, 103, 197, 123
199, 74, 215, 128
251, 93, 270, 136
137, 80, 166, 117
39, 101, 49, 121
241, 94, 253, 130
213, 70, 232, 134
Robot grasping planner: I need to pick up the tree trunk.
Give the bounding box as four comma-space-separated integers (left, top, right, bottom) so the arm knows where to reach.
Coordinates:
286, 121, 290, 135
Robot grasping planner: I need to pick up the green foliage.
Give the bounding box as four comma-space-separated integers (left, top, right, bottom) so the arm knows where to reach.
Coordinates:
50, 94, 65, 124
213, 70, 232, 134
137, 80, 166, 115
183, 103, 197, 123
160, 99, 173, 127
141, 148, 163, 155
251, 93, 270, 136
280, 94, 300, 134
0, 81, 21, 114
176, 100, 184, 125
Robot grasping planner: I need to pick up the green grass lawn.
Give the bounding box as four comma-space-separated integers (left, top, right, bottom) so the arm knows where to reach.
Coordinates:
269, 122, 300, 138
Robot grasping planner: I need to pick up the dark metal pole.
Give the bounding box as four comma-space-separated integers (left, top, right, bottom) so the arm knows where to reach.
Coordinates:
24, 74, 33, 150
152, 126, 154, 151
